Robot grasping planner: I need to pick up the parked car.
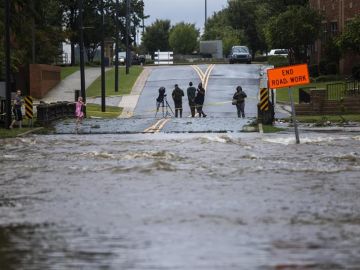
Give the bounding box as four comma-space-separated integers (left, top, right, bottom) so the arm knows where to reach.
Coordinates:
229, 46, 252, 64
268, 49, 288, 57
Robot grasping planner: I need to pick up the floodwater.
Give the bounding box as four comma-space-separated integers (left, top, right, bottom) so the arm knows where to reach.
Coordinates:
1, 132, 360, 270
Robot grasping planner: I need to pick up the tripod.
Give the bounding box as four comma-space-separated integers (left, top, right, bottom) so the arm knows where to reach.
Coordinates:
155, 95, 174, 118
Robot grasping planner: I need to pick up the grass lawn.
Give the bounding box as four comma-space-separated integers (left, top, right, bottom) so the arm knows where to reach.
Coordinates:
86, 66, 143, 97
0, 127, 37, 139
61, 66, 80, 80
262, 125, 285, 133
276, 81, 343, 103
296, 114, 360, 123
86, 103, 122, 118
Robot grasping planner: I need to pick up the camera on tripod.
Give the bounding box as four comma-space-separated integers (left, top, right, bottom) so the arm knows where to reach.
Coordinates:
156, 87, 166, 103
155, 86, 174, 117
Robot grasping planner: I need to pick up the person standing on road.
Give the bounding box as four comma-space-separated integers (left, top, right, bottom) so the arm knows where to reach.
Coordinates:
187, 82, 197, 117
195, 83, 207, 117
233, 86, 247, 118
9, 89, 23, 129
172, 84, 184, 118
75, 96, 86, 131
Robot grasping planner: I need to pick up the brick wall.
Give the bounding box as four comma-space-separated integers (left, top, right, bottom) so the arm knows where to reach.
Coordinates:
295, 88, 360, 115
29, 64, 61, 99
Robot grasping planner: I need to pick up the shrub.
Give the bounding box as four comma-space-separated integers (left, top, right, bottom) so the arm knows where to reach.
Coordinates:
308, 64, 319, 77
352, 64, 360, 80
267, 56, 289, 67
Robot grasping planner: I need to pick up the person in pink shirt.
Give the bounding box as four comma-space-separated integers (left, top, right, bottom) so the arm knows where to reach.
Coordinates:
75, 96, 86, 131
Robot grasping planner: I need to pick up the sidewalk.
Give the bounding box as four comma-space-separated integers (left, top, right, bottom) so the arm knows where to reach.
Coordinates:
39, 67, 109, 103
38, 66, 152, 119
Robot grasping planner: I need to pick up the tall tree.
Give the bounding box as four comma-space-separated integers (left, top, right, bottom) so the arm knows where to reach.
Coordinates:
169, 22, 199, 54
142, 19, 171, 54
265, 5, 322, 63
203, 10, 243, 56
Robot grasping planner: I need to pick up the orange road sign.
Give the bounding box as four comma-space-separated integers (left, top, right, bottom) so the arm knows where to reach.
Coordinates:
267, 64, 310, 89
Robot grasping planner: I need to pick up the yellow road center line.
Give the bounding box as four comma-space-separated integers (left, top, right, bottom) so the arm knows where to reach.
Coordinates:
155, 118, 170, 133
204, 64, 215, 90
143, 118, 165, 133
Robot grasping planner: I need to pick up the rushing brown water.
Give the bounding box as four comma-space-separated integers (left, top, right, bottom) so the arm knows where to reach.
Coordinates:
1, 133, 360, 270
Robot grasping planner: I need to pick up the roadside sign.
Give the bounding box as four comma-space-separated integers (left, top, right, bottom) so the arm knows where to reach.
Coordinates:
267, 64, 310, 89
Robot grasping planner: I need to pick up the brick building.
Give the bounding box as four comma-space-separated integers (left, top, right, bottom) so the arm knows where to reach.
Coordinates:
309, 0, 360, 75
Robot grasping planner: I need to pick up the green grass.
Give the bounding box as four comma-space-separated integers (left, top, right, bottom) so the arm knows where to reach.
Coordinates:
86, 103, 122, 118
61, 66, 80, 80
276, 81, 344, 103
295, 114, 360, 123
262, 125, 285, 133
86, 66, 143, 97
0, 127, 35, 138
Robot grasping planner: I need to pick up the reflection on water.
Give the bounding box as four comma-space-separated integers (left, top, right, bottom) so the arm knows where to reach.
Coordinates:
1, 133, 360, 269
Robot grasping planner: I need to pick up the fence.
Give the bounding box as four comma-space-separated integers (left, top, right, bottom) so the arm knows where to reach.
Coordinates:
327, 80, 360, 100
154, 51, 173, 65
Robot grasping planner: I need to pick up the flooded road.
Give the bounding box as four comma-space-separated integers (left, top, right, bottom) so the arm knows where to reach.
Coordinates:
1, 132, 360, 269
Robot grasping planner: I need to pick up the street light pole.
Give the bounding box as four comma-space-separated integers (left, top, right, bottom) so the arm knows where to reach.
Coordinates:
78, 0, 86, 103
125, 0, 130, 75
5, 0, 12, 128
114, 0, 120, 93
100, 0, 106, 112
205, 0, 207, 28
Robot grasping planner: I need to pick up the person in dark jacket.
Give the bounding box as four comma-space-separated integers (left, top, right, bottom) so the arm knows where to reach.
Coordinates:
195, 82, 207, 117
187, 82, 197, 117
233, 86, 247, 118
172, 84, 185, 117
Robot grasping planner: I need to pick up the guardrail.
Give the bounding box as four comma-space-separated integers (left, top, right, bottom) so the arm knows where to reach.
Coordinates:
37, 101, 75, 125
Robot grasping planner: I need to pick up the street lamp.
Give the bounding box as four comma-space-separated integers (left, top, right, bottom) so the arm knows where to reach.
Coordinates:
5, 0, 12, 128
205, 0, 207, 28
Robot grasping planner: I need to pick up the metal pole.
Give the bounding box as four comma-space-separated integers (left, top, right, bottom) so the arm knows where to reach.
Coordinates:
100, 0, 106, 112
288, 87, 300, 144
31, 0, 36, 64
125, 0, 130, 75
205, 0, 207, 28
78, 0, 86, 104
5, 0, 12, 128
114, 0, 119, 93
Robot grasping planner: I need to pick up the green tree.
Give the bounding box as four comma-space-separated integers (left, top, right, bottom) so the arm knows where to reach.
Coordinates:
142, 19, 171, 54
169, 22, 199, 54
337, 15, 360, 54
265, 6, 322, 63
203, 10, 243, 56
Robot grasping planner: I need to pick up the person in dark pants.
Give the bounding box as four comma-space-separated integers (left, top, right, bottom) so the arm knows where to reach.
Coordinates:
233, 86, 247, 118
187, 82, 197, 117
172, 84, 184, 117
9, 89, 23, 129
195, 83, 207, 117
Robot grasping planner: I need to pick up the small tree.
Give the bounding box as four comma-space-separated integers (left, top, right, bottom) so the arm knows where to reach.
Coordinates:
169, 22, 199, 55
337, 15, 360, 55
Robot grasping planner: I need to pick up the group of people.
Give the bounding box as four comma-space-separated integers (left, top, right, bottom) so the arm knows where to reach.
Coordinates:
170, 82, 207, 118
169, 83, 247, 118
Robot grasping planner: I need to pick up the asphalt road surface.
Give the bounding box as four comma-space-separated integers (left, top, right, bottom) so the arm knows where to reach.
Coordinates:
56, 64, 263, 134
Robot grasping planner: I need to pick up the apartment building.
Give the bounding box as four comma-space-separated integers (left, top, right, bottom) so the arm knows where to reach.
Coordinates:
309, 0, 360, 75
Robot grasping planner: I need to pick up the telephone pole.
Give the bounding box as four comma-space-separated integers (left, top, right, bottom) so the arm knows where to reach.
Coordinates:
114, 0, 120, 93
125, 0, 130, 74
5, 0, 12, 128
78, 0, 86, 103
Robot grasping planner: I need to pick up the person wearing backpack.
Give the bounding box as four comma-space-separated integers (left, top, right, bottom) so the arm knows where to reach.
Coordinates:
172, 84, 185, 117
233, 86, 247, 118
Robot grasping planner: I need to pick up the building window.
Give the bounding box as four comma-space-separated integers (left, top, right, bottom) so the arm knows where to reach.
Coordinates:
330, 22, 338, 36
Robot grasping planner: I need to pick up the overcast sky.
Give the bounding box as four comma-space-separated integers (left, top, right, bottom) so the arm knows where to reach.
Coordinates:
143, 0, 229, 32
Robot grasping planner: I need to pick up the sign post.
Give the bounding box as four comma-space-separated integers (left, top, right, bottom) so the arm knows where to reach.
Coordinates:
267, 64, 310, 144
